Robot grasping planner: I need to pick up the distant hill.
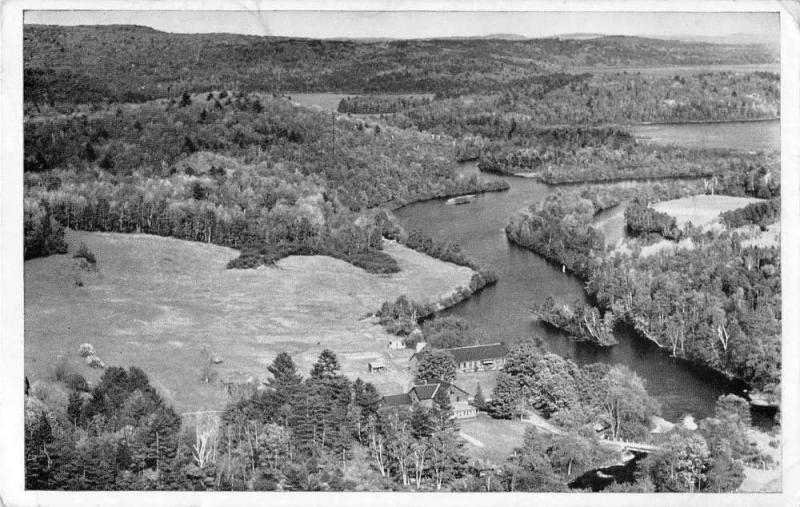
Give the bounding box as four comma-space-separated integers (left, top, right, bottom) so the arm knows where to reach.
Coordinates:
655, 33, 778, 46
24, 24, 778, 104
556, 33, 607, 40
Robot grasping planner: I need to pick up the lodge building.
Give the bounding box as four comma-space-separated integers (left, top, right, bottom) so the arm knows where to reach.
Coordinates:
410, 342, 509, 373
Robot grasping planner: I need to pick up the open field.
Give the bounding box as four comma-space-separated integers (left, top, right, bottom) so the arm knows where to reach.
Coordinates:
24, 230, 474, 412
458, 413, 530, 465
651, 194, 763, 227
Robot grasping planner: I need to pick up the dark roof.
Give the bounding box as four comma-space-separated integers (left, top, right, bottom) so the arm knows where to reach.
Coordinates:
411, 383, 440, 400
382, 393, 412, 407
410, 380, 470, 400
442, 343, 509, 364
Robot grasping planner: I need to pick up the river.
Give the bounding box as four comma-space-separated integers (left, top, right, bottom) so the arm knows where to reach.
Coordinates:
288, 92, 777, 425
395, 160, 769, 424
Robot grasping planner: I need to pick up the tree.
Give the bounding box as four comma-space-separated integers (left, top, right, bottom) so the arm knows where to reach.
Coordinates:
310, 349, 341, 378
473, 383, 486, 411
599, 364, 660, 441
645, 433, 713, 492
414, 349, 456, 383
267, 352, 302, 387
428, 429, 466, 490
422, 317, 473, 349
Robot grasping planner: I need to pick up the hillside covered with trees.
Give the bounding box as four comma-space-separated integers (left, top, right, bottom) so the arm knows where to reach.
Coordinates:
25, 25, 776, 107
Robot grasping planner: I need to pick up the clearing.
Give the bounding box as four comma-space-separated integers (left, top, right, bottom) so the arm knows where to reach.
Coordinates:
651, 194, 763, 227
24, 230, 474, 412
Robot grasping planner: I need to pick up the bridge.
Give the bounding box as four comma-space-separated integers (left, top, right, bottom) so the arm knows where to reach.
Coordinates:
599, 438, 661, 454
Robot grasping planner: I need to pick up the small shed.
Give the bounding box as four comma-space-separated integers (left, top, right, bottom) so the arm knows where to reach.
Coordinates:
388, 339, 405, 350
368, 360, 387, 373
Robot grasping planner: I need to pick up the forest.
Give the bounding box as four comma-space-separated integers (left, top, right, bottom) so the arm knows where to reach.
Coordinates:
25, 24, 776, 108
23, 92, 506, 269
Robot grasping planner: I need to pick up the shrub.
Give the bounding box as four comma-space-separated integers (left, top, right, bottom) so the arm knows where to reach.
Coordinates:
73, 242, 96, 264
51, 356, 73, 382
64, 373, 89, 392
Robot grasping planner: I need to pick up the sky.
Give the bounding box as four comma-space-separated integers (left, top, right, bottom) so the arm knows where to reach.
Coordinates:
24, 10, 779, 41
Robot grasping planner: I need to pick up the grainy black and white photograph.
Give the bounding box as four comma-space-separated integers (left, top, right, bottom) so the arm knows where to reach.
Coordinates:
2, 1, 799, 504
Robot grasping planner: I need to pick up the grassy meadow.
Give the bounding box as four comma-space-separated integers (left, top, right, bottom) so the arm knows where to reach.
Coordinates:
24, 229, 474, 412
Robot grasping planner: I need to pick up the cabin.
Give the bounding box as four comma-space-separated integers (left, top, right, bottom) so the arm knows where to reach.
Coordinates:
380, 379, 477, 419
411, 343, 509, 373
368, 360, 387, 373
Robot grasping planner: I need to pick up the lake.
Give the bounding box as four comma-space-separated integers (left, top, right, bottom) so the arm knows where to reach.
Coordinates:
632, 119, 780, 151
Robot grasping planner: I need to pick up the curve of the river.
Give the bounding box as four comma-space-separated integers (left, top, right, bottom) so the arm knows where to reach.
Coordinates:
396, 161, 769, 424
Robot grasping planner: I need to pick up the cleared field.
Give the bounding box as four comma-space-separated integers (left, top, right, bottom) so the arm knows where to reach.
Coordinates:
651, 194, 763, 227
458, 413, 530, 465
24, 230, 474, 412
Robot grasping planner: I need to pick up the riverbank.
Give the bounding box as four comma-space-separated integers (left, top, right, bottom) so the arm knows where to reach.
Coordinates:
24, 230, 476, 412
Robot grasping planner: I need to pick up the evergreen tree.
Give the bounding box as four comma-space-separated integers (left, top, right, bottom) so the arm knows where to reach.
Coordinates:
267, 352, 303, 386
310, 349, 341, 378
473, 383, 486, 411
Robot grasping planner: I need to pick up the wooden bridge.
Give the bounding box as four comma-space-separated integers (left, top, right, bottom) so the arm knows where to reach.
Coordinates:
599, 438, 661, 454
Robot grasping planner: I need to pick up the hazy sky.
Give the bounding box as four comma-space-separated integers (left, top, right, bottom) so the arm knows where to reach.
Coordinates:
24, 10, 778, 40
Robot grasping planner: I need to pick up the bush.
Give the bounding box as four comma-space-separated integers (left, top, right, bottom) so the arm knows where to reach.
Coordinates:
64, 373, 89, 392
73, 242, 96, 264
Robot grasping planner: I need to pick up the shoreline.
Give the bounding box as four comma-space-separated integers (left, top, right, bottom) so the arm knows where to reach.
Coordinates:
503, 227, 770, 403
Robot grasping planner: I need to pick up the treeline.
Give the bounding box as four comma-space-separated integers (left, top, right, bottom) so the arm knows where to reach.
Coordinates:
337, 95, 432, 114
24, 24, 775, 108
506, 183, 781, 394
24, 197, 68, 259
393, 72, 779, 140
23, 93, 504, 267
375, 268, 497, 337
720, 198, 780, 229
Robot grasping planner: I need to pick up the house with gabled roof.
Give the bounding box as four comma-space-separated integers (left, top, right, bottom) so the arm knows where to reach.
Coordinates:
380, 379, 477, 419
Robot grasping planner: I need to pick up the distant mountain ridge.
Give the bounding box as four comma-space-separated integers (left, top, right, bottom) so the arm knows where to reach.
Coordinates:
24, 24, 778, 104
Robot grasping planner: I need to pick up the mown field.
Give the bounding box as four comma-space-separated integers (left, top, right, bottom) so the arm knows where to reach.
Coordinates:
24, 229, 474, 412
651, 194, 764, 226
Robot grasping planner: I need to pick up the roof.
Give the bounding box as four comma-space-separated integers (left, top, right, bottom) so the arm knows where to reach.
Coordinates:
442, 343, 509, 364
382, 393, 412, 407
369, 360, 386, 368
410, 380, 470, 400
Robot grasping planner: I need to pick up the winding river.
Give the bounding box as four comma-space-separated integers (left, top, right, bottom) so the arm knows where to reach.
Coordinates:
395, 157, 776, 426
289, 92, 779, 425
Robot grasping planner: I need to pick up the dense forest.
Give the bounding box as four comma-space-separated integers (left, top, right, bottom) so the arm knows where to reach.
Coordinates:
506, 180, 781, 397
25, 24, 776, 107
23, 92, 506, 268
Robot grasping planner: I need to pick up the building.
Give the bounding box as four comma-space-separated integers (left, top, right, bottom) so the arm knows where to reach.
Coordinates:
380, 380, 477, 419
410, 342, 509, 374
443, 342, 509, 373
388, 339, 405, 350
368, 360, 387, 373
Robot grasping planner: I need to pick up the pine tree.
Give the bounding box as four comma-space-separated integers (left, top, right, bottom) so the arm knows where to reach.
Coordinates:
473, 383, 486, 411
310, 349, 340, 378
267, 352, 303, 386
